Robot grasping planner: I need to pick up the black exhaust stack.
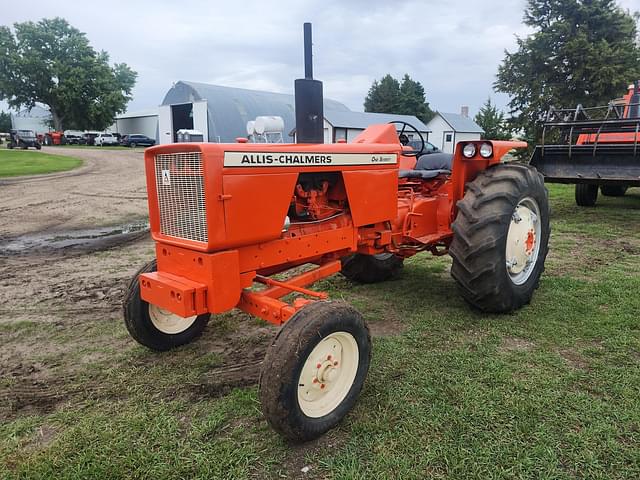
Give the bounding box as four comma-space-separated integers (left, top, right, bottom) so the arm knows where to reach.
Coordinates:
295, 23, 324, 143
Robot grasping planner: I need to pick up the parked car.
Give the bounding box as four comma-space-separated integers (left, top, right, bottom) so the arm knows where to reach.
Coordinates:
122, 134, 155, 147
407, 139, 440, 154
64, 134, 84, 145
94, 133, 120, 146
82, 132, 100, 146
6, 129, 41, 150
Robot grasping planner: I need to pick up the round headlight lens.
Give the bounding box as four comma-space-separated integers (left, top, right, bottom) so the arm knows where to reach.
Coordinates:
479, 142, 493, 158
462, 143, 476, 158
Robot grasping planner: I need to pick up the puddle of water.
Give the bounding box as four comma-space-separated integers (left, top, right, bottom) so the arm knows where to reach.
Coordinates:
1, 222, 149, 253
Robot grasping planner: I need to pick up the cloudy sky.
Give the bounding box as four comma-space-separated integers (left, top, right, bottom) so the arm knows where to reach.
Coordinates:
2, 0, 638, 117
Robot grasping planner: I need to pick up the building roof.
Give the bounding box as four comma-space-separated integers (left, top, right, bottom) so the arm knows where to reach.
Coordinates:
324, 110, 430, 132
433, 112, 484, 133
162, 81, 350, 142
11, 105, 51, 119
117, 109, 158, 119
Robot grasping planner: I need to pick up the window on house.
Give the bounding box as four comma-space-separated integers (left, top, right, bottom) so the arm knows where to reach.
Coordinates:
334, 128, 347, 142
445, 133, 453, 142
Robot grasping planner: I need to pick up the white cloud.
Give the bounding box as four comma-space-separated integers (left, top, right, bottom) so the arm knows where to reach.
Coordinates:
1, 0, 638, 117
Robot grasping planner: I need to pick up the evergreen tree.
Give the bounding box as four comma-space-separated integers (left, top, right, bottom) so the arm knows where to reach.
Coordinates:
364, 74, 434, 123
399, 74, 435, 123
364, 74, 401, 114
0, 111, 11, 132
474, 98, 511, 140
495, 0, 640, 143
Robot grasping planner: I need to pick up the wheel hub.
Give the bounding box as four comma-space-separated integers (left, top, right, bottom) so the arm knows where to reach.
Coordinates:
505, 198, 541, 285
297, 332, 359, 418
148, 304, 197, 334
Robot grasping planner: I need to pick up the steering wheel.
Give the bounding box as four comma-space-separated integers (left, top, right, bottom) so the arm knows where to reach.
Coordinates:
388, 121, 425, 157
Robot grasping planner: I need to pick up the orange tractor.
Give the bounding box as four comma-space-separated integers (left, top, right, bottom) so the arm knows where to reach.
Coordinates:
124, 24, 550, 441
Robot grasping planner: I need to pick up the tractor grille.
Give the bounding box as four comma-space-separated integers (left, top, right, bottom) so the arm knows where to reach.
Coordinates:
154, 152, 208, 243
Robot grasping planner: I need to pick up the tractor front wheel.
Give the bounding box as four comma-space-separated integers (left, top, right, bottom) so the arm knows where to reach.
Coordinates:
259, 301, 371, 442
124, 260, 210, 351
600, 185, 628, 197
575, 184, 598, 206
449, 164, 550, 313
341, 253, 403, 284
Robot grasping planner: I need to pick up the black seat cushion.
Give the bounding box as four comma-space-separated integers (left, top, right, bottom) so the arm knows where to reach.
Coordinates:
415, 152, 453, 171
398, 169, 448, 179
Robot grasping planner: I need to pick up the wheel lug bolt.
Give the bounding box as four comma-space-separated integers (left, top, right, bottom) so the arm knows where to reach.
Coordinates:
333, 361, 338, 366
327, 355, 332, 361
313, 378, 318, 384
316, 363, 321, 368
320, 384, 325, 389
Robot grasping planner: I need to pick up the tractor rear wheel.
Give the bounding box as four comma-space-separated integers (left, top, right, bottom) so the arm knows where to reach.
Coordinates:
259, 301, 371, 442
124, 259, 210, 351
341, 253, 403, 284
600, 185, 628, 197
575, 184, 598, 206
449, 163, 550, 313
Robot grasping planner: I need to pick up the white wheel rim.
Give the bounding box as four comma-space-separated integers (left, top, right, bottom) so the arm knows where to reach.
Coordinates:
148, 304, 197, 334
297, 331, 359, 418
505, 197, 542, 285
373, 253, 393, 260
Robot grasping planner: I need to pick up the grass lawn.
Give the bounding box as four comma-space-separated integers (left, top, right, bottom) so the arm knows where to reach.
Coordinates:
0, 149, 82, 177
1, 185, 639, 479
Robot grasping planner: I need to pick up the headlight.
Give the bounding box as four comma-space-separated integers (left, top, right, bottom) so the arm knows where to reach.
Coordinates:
462, 143, 476, 158
479, 142, 493, 158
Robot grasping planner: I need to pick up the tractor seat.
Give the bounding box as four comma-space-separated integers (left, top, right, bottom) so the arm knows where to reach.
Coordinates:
398, 152, 453, 179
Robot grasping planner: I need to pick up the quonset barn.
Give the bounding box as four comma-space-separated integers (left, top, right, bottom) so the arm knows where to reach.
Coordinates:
116, 81, 430, 144
159, 81, 350, 144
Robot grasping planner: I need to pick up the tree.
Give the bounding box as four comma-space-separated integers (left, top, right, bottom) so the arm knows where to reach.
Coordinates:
495, 0, 640, 143
364, 74, 434, 123
474, 98, 512, 140
0, 111, 11, 132
0, 18, 136, 131
364, 74, 401, 114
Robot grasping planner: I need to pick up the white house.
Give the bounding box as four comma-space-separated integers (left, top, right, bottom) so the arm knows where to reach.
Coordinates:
426, 110, 484, 153
322, 110, 430, 143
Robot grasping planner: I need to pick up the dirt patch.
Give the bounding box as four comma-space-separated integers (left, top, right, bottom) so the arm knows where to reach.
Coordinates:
499, 336, 536, 352
184, 326, 276, 400
547, 233, 640, 278
557, 348, 590, 370
367, 316, 407, 337
278, 430, 346, 480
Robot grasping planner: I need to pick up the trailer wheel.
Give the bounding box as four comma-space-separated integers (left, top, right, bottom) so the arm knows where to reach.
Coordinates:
35, 143, 42, 150
259, 301, 371, 442
7, 143, 13, 149
341, 253, 403, 284
575, 184, 598, 206
449, 164, 550, 313
123, 259, 210, 351
600, 185, 628, 197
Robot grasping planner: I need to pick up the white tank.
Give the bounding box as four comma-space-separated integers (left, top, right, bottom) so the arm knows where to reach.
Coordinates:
254, 116, 285, 135
246, 120, 255, 136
